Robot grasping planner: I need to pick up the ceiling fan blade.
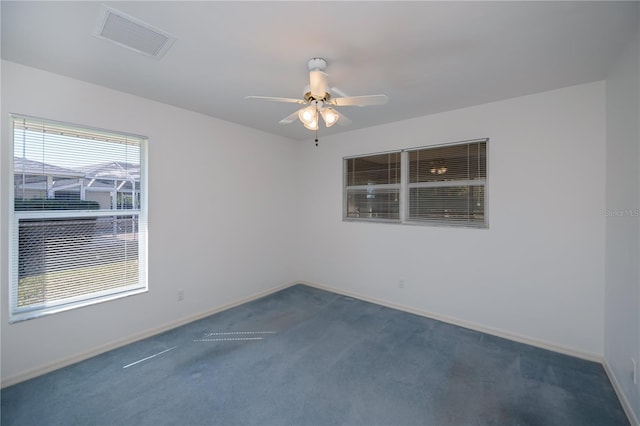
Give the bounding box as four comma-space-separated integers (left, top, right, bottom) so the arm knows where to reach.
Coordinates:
337, 111, 352, 127
329, 94, 389, 107
245, 96, 306, 104
278, 109, 301, 125
309, 70, 329, 98
330, 86, 350, 98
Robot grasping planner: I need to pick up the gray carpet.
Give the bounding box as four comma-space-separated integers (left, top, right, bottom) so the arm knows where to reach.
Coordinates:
0, 284, 629, 425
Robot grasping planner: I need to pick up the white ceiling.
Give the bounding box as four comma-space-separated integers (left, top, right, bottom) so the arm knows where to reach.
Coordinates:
2, 1, 638, 141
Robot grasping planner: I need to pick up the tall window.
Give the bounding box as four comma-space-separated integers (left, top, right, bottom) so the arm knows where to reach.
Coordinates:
344, 152, 401, 221
10, 115, 148, 322
344, 139, 488, 228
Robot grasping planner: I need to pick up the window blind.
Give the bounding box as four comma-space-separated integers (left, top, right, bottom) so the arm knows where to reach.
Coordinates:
344, 152, 401, 220
10, 115, 148, 322
407, 140, 487, 226
343, 139, 488, 227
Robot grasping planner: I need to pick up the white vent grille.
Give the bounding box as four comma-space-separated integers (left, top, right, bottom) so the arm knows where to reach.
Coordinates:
95, 6, 176, 59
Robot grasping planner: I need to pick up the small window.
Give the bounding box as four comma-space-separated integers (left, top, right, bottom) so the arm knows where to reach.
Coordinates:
407, 140, 487, 227
344, 151, 401, 221
10, 115, 148, 322
343, 139, 488, 228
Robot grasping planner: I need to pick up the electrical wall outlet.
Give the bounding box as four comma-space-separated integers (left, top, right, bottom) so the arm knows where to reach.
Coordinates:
398, 279, 405, 289
177, 289, 184, 302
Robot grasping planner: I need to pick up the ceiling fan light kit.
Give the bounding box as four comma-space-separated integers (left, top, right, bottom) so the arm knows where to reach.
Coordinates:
246, 57, 388, 145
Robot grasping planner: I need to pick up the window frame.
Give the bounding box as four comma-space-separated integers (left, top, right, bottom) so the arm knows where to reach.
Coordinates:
8, 114, 149, 322
343, 138, 488, 228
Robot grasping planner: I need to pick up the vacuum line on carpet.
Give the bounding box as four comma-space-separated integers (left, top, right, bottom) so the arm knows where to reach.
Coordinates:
194, 337, 264, 342
122, 346, 178, 369
203, 331, 276, 336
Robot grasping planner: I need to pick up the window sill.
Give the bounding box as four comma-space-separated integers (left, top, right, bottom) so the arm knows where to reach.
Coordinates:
9, 286, 148, 323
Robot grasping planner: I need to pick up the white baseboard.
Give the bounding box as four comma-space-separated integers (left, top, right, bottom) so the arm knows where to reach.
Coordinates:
299, 280, 603, 363
1, 281, 297, 388
603, 360, 640, 426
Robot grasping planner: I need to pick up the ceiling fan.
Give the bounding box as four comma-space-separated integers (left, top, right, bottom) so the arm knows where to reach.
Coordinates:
246, 58, 388, 144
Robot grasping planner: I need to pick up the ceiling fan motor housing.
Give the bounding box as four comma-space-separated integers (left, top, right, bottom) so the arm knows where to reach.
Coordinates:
304, 91, 331, 102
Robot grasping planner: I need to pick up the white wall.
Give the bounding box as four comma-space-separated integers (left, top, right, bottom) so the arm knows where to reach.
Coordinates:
605, 24, 640, 422
0, 59, 624, 396
0, 61, 299, 384
295, 82, 607, 358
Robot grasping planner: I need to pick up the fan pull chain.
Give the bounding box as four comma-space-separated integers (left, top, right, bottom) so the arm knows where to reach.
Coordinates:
315, 127, 319, 147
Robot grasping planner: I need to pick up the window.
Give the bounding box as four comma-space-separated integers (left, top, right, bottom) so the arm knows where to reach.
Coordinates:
10, 115, 148, 322
344, 139, 487, 228
344, 152, 401, 221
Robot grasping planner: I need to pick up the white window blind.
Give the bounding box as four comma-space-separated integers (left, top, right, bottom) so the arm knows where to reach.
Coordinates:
10, 115, 148, 322
407, 140, 487, 227
344, 151, 401, 221
343, 139, 488, 227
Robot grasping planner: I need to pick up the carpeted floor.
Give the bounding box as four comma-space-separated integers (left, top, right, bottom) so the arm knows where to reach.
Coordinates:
0, 284, 629, 425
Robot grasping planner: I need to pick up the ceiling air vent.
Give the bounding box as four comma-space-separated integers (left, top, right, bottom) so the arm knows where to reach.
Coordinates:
94, 6, 176, 59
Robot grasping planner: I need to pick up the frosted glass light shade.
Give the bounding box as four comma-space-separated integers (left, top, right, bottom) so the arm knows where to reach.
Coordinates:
298, 106, 317, 126
320, 108, 339, 127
